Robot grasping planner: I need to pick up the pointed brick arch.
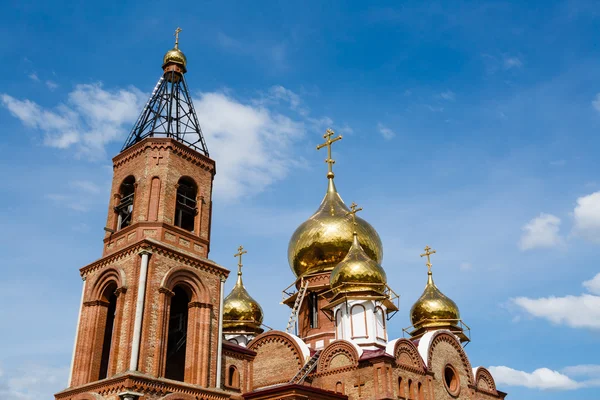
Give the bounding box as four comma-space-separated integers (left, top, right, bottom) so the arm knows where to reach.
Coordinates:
89, 267, 127, 301
394, 339, 426, 373
317, 340, 360, 373
427, 331, 474, 386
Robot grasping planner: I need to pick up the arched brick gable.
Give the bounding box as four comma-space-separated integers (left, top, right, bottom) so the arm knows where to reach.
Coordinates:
394, 339, 427, 374
475, 366, 498, 394
427, 331, 474, 386
317, 340, 360, 372
248, 331, 307, 389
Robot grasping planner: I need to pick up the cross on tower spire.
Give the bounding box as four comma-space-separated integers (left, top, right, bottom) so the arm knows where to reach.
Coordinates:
174, 27, 182, 49
234, 245, 247, 275
316, 128, 342, 179
420, 245, 436, 274
346, 202, 363, 233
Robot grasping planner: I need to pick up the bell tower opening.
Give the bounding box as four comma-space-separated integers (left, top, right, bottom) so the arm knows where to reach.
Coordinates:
115, 175, 135, 230
174, 177, 197, 232
165, 286, 190, 381
98, 283, 117, 380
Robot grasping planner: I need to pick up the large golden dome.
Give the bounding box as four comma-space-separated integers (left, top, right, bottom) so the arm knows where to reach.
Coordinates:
163, 47, 187, 70
330, 232, 387, 295
410, 271, 460, 329
288, 178, 383, 277
223, 267, 264, 334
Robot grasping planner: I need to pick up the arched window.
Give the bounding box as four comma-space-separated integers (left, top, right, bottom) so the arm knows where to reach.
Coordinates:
398, 376, 405, 398
165, 286, 190, 381
335, 381, 344, 394
350, 304, 367, 338
174, 177, 197, 232
375, 306, 386, 340
115, 176, 135, 230
407, 379, 413, 400
335, 310, 343, 339
417, 382, 424, 400
98, 282, 117, 380
227, 365, 240, 388
308, 292, 318, 328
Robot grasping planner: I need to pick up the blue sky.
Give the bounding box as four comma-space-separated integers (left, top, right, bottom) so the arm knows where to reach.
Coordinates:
1, 1, 600, 398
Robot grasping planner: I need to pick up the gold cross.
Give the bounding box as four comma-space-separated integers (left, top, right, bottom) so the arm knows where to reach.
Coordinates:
316, 128, 342, 178
420, 245, 436, 273
174, 27, 182, 49
346, 202, 363, 230
234, 245, 247, 274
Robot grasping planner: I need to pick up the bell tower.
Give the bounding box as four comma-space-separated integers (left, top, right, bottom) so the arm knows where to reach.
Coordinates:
56, 30, 230, 400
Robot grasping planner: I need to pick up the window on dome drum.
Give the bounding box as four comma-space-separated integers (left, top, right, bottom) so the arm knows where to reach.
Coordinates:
174, 177, 197, 232
98, 283, 117, 380
444, 364, 460, 396
165, 286, 190, 381
227, 365, 240, 388
115, 176, 135, 230
308, 292, 319, 328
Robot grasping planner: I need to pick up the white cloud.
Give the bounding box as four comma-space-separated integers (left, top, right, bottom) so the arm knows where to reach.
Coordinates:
562, 364, 600, 377
592, 93, 600, 113
28, 73, 39, 82
519, 213, 563, 250
438, 90, 455, 101
194, 91, 305, 201
1, 83, 145, 157
503, 56, 523, 69
583, 273, 600, 295
0, 363, 68, 400
377, 123, 396, 140
572, 191, 600, 242
459, 262, 472, 271
46, 80, 58, 90
489, 366, 579, 390
70, 180, 101, 194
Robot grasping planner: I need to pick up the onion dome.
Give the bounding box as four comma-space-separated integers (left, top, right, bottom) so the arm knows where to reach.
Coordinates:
162, 27, 187, 71
409, 247, 460, 329
288, 178, 383, 277
223, 247, 264, 335
330, 230, 387, 295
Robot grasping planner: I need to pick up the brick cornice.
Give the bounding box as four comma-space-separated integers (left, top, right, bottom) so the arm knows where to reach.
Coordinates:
80, 239, 229, 279
112, 138, 215, 175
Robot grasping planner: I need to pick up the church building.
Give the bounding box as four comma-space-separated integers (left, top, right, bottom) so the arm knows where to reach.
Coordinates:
55, 31, 508, 400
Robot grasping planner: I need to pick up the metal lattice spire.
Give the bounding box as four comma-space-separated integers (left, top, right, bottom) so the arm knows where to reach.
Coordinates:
121, 29, 209, 156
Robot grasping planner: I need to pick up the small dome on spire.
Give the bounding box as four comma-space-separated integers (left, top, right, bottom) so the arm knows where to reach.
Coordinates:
330, 203, 387, 295
162, 27, 187, 71
223, 246, 264, 335
409, 246, 461, 329
287, 129, 383, 277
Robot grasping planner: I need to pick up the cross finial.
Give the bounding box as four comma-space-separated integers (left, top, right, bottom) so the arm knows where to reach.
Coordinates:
346, 202, 363, 233
316, 128, 343, 179
234, 245, 247, 275
420, 245, 436, 274
174, 27, 182, 49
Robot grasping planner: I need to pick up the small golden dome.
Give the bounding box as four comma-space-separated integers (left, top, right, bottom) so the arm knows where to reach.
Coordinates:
162, 47, 187, 70
223, 268, 264, 334
330, 232, 387, 295
409, 272, 460, 329
288, 178, 383, 277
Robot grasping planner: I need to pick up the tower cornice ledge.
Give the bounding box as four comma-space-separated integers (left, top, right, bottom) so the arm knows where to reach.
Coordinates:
79, 238, 229, 279
113, 137, 216, 174
55, 371, 231, 400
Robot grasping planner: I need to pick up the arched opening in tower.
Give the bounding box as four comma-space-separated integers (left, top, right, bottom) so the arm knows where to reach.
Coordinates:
115, 175, 135, 230
165, 286, 190, 381
98, 283, 117, 380
174, 177, 197, 232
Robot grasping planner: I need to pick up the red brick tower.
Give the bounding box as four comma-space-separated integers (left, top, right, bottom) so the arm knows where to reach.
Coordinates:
55, 29, 230, 400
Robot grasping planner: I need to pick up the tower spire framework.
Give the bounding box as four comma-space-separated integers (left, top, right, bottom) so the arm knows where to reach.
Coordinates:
121, 28, 209, 156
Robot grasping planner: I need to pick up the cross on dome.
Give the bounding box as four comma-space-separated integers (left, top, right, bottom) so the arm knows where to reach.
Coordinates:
420, 245, 436, 274
174, 27, 182, 49
234, 245, 247, 274
316, 128, 342, 179
346, 202, 363, 232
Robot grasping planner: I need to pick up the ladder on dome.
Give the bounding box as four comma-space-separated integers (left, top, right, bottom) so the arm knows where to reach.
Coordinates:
289, 350, 321, 384
285, 280, 309, 334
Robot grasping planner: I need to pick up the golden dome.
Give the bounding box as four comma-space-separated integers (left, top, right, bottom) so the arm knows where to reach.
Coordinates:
223, 264, 264, 334
409, 271, 460, 329
288, 178, 383, 277
162, 47, 187, 70
330, 232, 387, 295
